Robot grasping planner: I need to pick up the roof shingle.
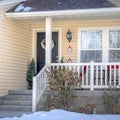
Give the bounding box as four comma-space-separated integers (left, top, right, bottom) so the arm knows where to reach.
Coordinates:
7, 0, 118, 13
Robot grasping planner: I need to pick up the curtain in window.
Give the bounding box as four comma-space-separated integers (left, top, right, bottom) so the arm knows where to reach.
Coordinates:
109, 30, 120, 62
81, 31, 102, 63
81, 31, 102, 49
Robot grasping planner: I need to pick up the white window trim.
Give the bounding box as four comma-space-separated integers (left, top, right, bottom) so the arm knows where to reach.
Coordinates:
32, 28, 62, 64
78, 27, 120, 63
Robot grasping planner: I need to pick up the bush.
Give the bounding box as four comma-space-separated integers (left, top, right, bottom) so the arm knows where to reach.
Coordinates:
76, 103, 97, 114
46, 67, 79, 110
103, 87, 120, 114
113, 104, 120, 114
26, 58, 36, 89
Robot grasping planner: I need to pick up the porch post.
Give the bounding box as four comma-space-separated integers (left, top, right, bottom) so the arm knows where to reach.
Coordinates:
32, 76, 37, 112
45, 17, 52, 64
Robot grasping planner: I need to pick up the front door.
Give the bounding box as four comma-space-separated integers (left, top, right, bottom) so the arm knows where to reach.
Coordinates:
37, 32, 58, 73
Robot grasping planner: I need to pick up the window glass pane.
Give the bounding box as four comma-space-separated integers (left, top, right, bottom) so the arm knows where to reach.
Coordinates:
109, 30, 120, 48
109, 50, 120, 62
81, 50, 102, 63
81, 31, 102, 49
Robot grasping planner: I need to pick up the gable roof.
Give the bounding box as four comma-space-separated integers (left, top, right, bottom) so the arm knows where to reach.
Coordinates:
7, 0, 119, 13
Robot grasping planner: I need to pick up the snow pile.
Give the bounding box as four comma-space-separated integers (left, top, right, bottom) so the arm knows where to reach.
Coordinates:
15, 3, 32, 12
0, 109, 120, 120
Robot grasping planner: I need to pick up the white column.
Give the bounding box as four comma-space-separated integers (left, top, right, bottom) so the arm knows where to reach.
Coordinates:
45, 17, 52, 64
32, 77, 37, 112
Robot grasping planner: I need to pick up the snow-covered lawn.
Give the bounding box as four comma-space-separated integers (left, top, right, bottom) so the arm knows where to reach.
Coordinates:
0, 109, 120, 120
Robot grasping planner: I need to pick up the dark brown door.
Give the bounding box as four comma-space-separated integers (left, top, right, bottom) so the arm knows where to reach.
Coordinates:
37, 32, 58, 73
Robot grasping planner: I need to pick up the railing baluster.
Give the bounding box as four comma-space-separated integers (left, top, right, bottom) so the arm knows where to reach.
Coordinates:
90, 61, 94, 91
109, 65, 112, 86
114, 65, 116, 87
73, 65, 76, 72
56, 65, 58, 70
69, 65, 72, 71
65, 65, 67, 70
86, 66, 88, 86
61, 65, 63, 69
96, 65, 98, 86
82, 65, 84, 86
52, 66, 55, 71
118, 65, 120, 86
77, 65, 80, 78
41, 74, 43, 91
100, 65, 102, 86
105, 65, 107, 87
39, 76, 41, 95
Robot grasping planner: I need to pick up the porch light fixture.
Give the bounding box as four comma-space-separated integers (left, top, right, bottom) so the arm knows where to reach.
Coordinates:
66, 29, 72, 42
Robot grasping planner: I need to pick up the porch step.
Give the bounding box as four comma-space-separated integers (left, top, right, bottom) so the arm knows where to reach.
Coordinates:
0, 90, 33, 118
0, 105, 32, 111
9, 90, 32, 95
0, 95, 32, 100
0, 100, 32, 106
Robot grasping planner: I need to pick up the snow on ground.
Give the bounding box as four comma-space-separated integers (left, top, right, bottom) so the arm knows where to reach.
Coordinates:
0, 109, 120, 120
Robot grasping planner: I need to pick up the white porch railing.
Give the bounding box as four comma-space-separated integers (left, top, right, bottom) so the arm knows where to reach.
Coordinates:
32, 65, 48, 112
51, 62, 120, 90
32, 62, 120, 112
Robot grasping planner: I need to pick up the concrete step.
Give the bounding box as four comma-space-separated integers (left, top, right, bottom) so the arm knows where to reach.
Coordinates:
0, 110, 32, 118
0, 90, 33, 115
9, 90, 32, 95
0, 100, 32, 106
0, 95, 32, 100
0, 105, 32, 111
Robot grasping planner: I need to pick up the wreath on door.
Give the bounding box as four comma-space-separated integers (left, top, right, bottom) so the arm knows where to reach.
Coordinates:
41, 39, 55, 50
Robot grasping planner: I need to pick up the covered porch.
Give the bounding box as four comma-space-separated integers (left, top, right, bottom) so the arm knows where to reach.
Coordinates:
5, 8, 120, 112
32, 62, 120, 112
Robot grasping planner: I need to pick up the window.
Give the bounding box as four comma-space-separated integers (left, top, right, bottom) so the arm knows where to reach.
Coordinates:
109, 30, 120, 62
79, 28, 120, 63
80, 30, 102, 63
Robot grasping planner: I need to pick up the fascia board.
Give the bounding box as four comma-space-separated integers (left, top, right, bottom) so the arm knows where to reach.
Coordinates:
5, 7, 120, 18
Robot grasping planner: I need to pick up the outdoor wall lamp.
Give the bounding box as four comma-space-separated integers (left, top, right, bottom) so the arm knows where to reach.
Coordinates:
66, 29, 72, 42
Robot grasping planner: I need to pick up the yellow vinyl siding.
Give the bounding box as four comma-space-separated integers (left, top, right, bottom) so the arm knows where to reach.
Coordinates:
0, 8, 120, 96
31, 19, 120, 63
0, 10, 32, 95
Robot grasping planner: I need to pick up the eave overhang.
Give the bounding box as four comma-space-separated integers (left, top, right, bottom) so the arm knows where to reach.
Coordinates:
5, 7, 120, 20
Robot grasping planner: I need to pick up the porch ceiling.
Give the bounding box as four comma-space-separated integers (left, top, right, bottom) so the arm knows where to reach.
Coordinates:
5, 8, 120, 22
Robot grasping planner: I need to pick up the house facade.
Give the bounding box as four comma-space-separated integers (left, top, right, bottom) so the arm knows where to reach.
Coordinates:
0, 0, 31, 96
0, 0, 120, 110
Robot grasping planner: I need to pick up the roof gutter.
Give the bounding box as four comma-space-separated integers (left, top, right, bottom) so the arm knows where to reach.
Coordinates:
5, 7, 120, 18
